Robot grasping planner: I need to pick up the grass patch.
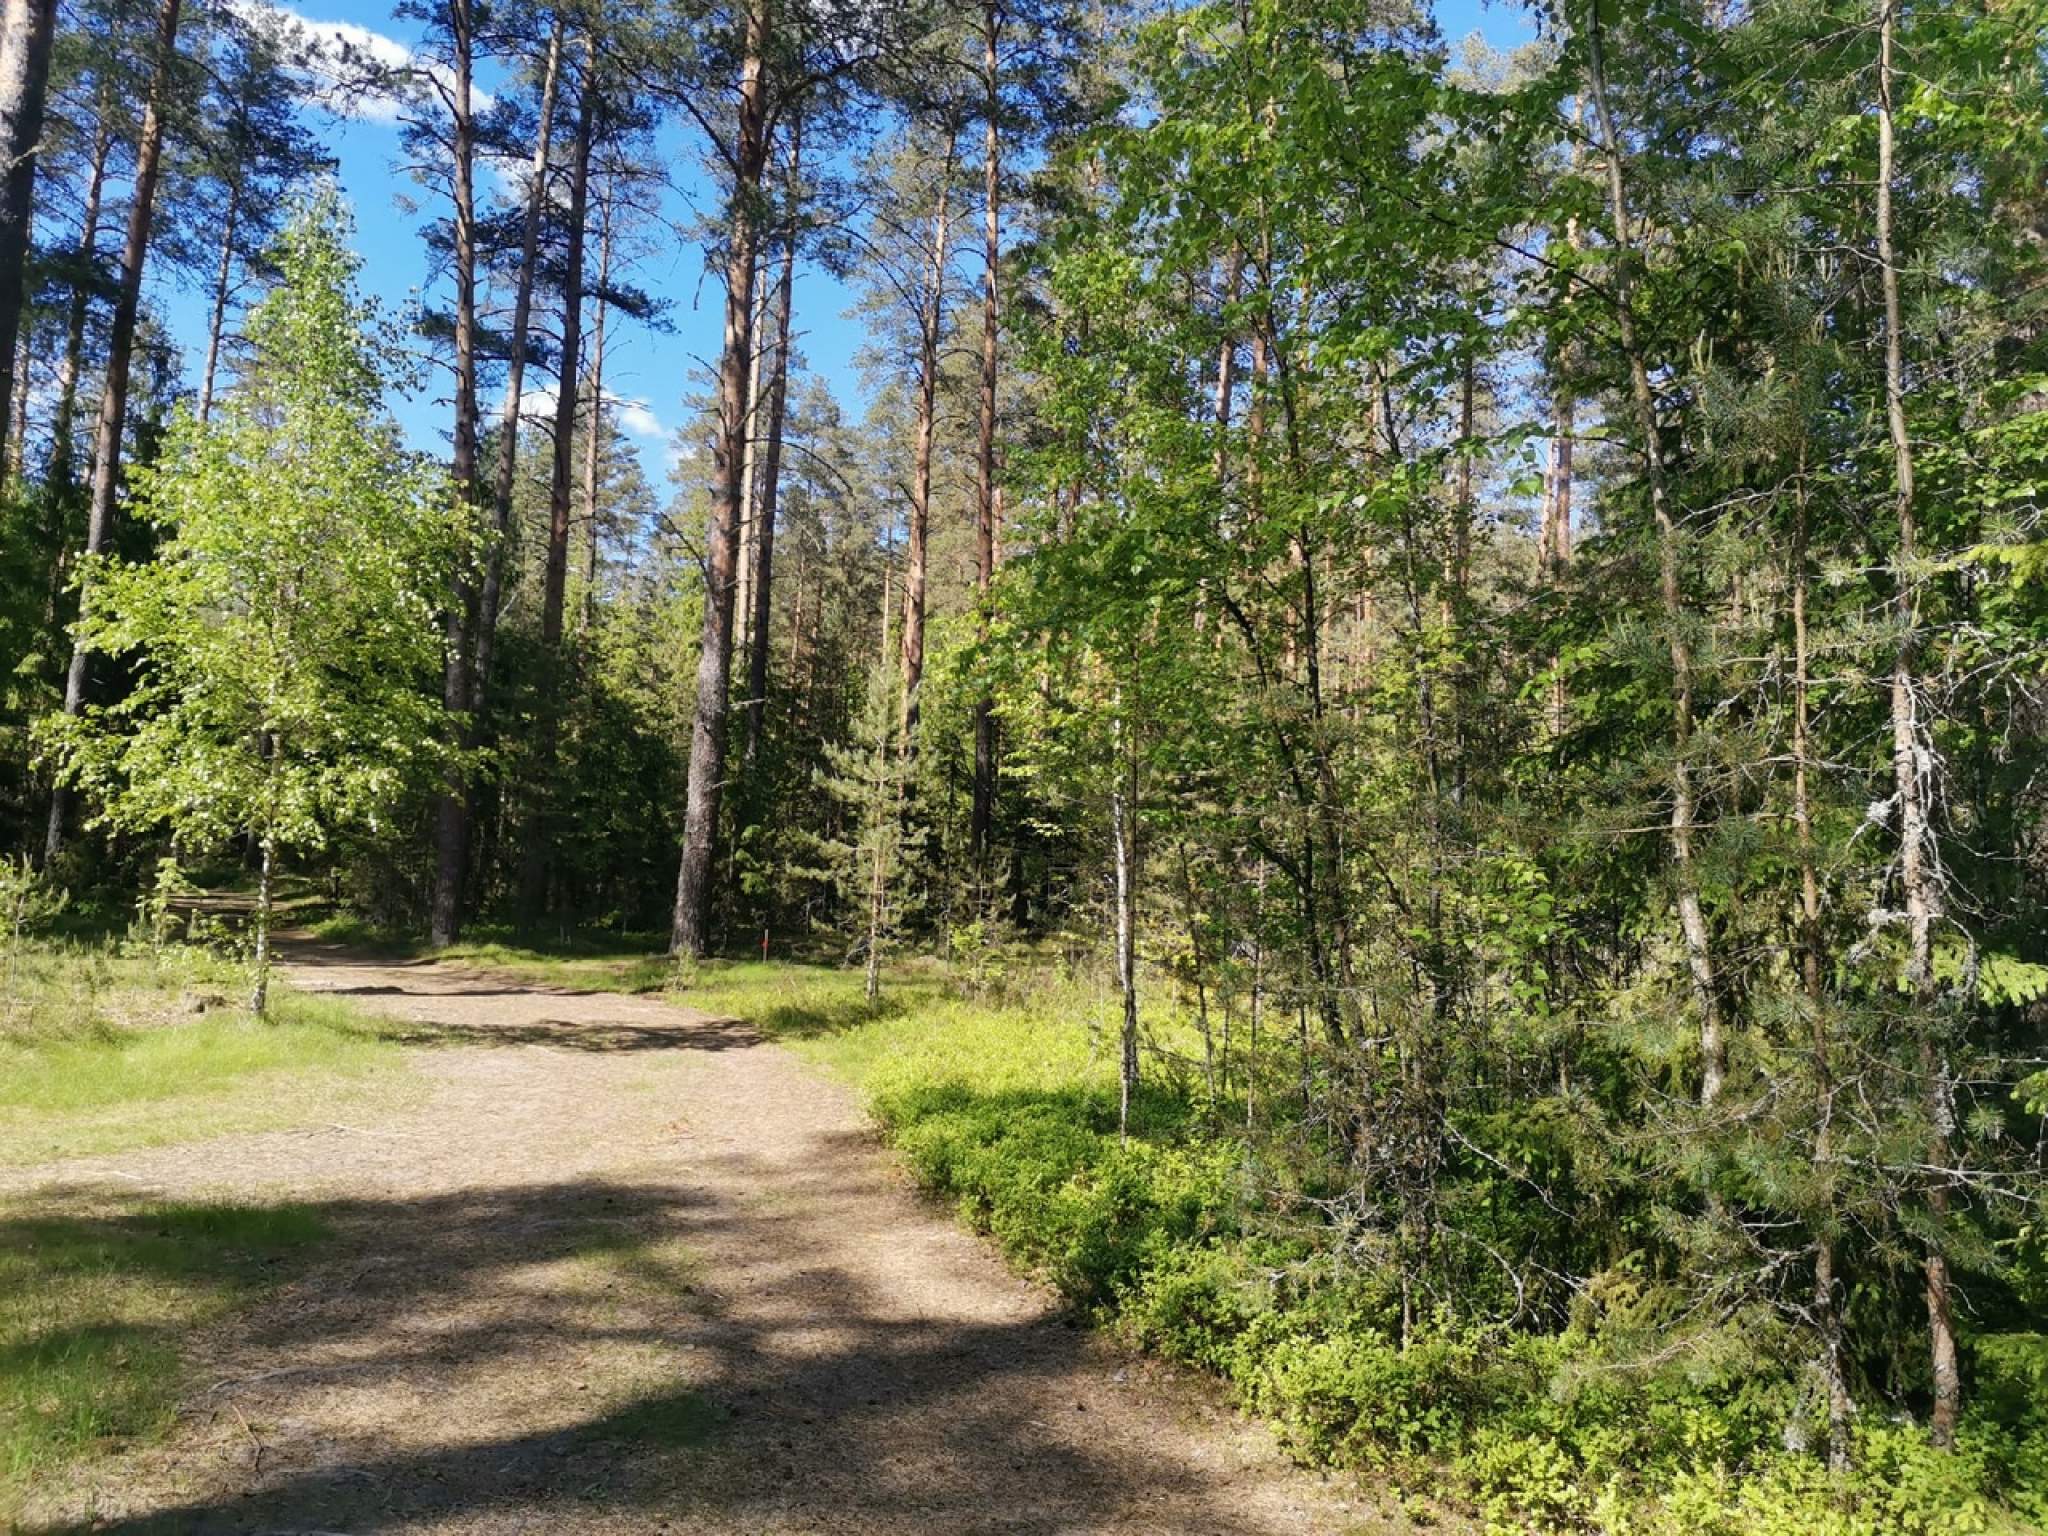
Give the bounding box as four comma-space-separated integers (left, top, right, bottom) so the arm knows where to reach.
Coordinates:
0, 1196, 328, 1512
0, 942, 415, 1167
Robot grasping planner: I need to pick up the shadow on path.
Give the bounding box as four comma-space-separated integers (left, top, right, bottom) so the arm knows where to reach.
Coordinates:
18, 1167, 1284, 1535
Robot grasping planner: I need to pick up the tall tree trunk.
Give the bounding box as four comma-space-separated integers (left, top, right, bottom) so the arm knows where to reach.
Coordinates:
47, 114, 109, 495
520, 40, 596, 921
1584, 3, 1725, 1105
197, 178, 241, 422
427, 0, 482, 945
900, 136, 953, 751
580, 171, 613, 639
45, 0, 181, 864
1874, 0, 1959, 1447
743, 116, 800, 768
672, 0, 770, 957
0, 0, 55, 446
733, 272, 767, 667
473, 12, 564, 710
968, 0, 1001, 870
541, 56, 595, 649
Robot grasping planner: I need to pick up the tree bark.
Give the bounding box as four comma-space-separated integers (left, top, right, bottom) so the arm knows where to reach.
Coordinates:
743, 117, 800, 767
47, 113, 109, 495
968, 0, 1001, 869
427, 0, 482, 945
541, 52, 595, 649
1874, 0, 1959, 1447
197, 180, 241, 422
1584, 3, 1725, 1105
45, 0, 182, 864
580, 170, 613, 638
672, 0, 770, 957
473, 12, 564, 709
0, 0, 55, 446
734, 272, 767, 667
900, 134, 954, 751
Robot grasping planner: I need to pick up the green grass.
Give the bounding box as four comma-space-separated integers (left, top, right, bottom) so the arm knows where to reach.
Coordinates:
0, 942, 415, 1166
666, 956, 1140, 1088
0, 1196, 329, 1513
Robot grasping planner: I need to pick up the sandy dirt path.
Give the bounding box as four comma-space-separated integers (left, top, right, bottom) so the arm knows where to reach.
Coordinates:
10, 941, 1393, 1534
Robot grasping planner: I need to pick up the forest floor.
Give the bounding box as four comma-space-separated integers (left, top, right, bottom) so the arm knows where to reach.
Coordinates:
5, 936, 1396, 1534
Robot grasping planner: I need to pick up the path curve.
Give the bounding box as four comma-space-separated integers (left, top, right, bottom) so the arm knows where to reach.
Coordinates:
12, 943, 1390, 1534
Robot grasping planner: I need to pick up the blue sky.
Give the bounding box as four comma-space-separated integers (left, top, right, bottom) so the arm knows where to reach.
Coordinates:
150, 0, 1536, 490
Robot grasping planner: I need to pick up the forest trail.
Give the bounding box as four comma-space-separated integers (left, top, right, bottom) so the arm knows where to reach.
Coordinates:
10, 941, 1389, 1535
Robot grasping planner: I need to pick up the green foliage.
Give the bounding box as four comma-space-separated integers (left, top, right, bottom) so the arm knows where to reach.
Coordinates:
39, 189, 461, 877
686, 959, 2048, 1533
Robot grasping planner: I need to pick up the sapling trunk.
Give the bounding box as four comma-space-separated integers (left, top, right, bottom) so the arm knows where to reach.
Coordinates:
250, 836, 274, 1017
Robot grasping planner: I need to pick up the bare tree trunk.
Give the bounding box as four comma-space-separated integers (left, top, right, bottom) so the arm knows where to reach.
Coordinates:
901, 136, 954, 750
734, 272, 767, 667
518, 45, 597, 921
672, 0, 770, 957
427, 0, 482, 945
968, 0, 1001, 870
743, 118, 801, 768
541, 55, 595, 649
197, 179, 240, 422
473, 13, 564, 709
250, 833, 275, 1016
1542, 408, 1573, 576
47, 114, 109, 494
1874, 0, 1959, 1446
0, 0, 55, 445
1584, 4, 1725, 1105
580, 171, 614, 638
45, 0, 181, 864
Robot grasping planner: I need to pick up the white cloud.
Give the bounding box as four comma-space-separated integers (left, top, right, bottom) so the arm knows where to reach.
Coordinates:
615, 397, 665, 439
229, 0, 493, 126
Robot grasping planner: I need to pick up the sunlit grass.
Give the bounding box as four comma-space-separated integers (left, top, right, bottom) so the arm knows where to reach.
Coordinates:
0, 1196, 328, 1513
0, 943, 414, 1167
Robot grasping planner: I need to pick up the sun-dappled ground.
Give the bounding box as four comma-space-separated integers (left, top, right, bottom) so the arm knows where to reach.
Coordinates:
1, 938, 1395, 1534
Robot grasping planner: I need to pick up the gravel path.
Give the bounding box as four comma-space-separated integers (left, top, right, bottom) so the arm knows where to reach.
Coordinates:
12, 941, 1393, 1534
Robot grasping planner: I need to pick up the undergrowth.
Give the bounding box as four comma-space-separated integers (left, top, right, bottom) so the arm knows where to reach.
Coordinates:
687, 960, 2048, 1536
